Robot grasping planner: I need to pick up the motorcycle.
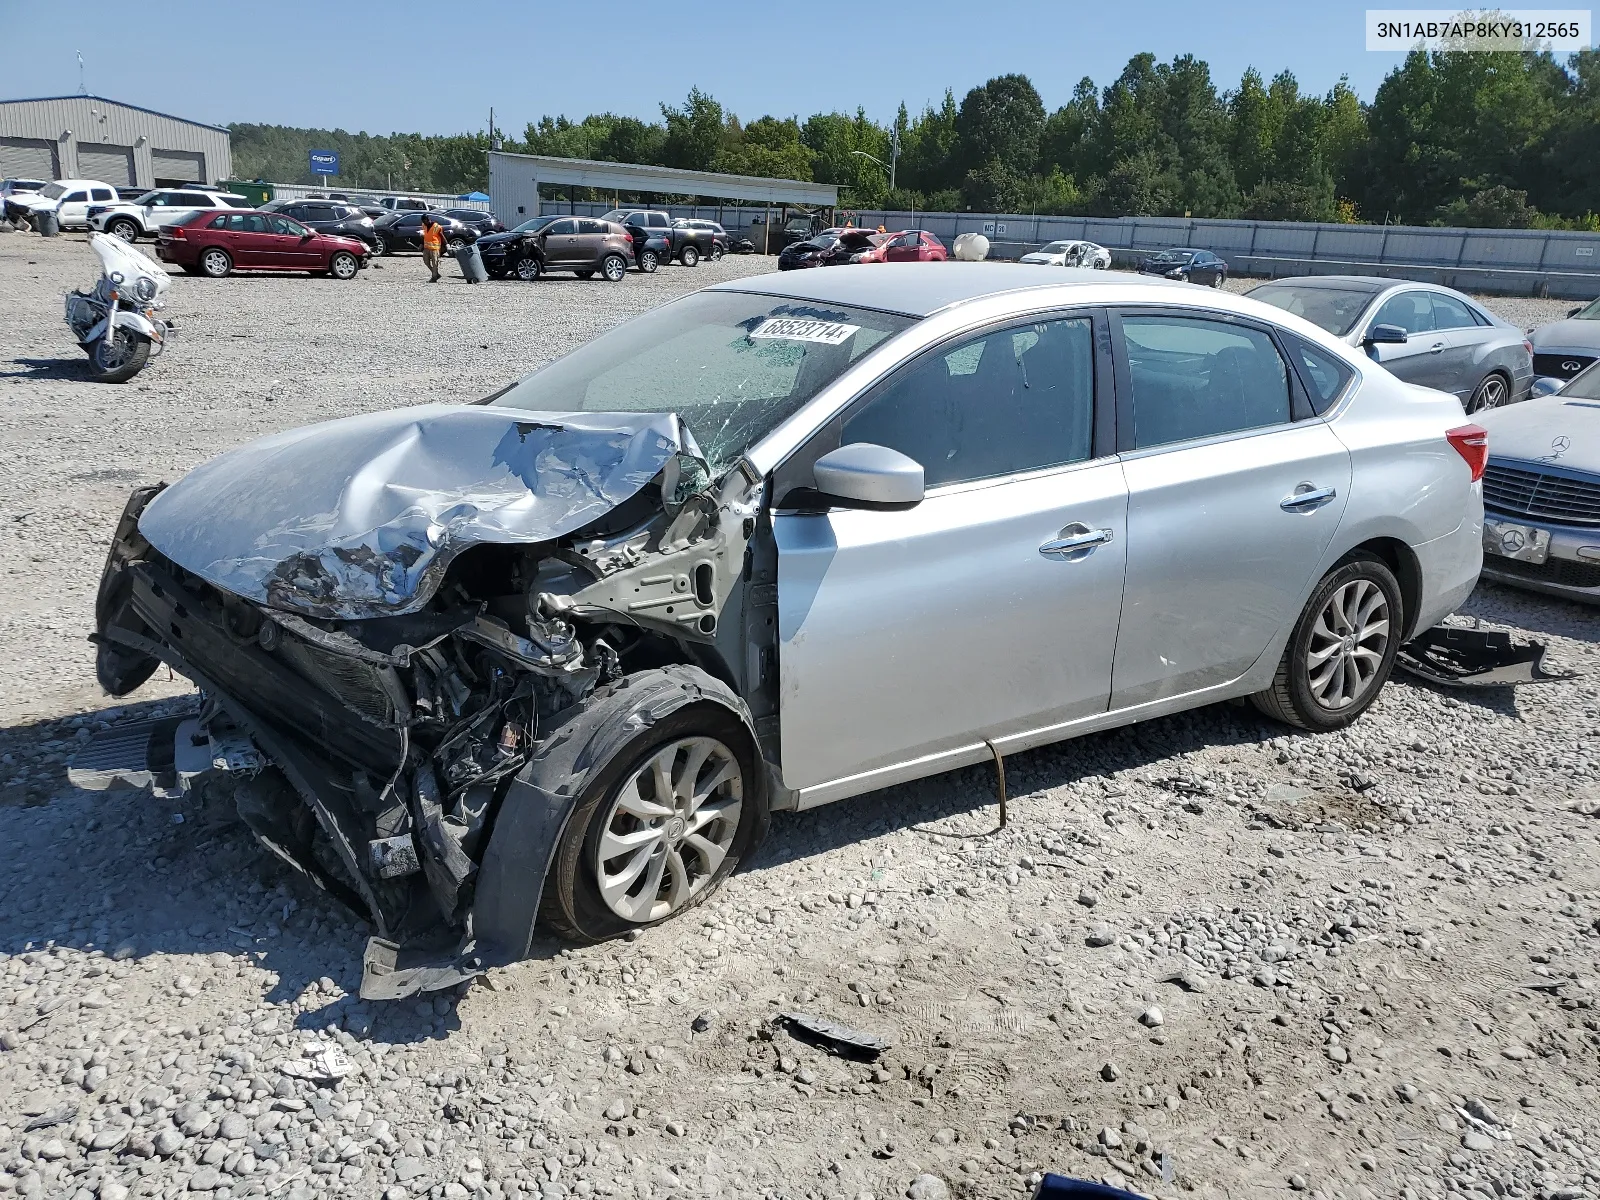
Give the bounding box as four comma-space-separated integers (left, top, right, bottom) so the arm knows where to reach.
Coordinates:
65, 233, 174, 383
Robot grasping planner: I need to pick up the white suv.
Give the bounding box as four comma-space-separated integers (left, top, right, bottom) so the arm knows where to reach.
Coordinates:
88, 188, 251, 242
7, 180, 119, 229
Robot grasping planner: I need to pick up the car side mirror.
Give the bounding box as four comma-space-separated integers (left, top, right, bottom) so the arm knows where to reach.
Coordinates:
1363, 323, 1408, 346
806, 443, 925, 510
301, 232, 314, 240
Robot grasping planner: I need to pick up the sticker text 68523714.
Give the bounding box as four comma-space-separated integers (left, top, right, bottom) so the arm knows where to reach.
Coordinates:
748, 318, 861, 345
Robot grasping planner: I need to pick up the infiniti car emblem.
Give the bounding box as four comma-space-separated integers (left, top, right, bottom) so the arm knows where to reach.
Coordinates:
1563, 360, 1583, 372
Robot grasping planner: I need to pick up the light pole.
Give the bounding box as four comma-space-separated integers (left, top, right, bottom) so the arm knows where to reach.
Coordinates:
851, 127, 900, 192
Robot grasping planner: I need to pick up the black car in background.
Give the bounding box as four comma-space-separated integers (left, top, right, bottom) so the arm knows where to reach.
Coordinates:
1138, 247, 1229, 287
262, 198, 381, 253
439, 208, 506, 237
372, 210, 476, 254
673, 218, 729, 260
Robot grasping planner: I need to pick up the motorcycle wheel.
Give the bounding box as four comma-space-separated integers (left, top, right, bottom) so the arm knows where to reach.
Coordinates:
89, 330, 151, 384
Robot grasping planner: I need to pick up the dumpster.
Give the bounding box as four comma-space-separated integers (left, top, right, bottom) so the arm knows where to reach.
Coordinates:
222, 181, 274, 207
456, 241, 487, 283
35, 208, 59, 237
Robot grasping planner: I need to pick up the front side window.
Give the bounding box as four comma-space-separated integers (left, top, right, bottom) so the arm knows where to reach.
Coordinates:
1371, 291, 1435, 335
1123, 315, 1291, 449
843, 317, 1096, 488
1429, 293, 1479, 331
489, 291, 916, 472
64, 191, 87, 203
269, 216, 308, 236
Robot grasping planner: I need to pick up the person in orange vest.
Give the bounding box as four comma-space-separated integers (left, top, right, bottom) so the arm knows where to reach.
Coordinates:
420, 214, 445, 283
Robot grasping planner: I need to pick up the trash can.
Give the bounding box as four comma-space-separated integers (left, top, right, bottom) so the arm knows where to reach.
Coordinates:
456, 241, 487, 284
35, 209, 60, 237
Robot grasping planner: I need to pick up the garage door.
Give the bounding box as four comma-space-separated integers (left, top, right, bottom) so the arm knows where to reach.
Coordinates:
78, 143, 135, 186
152, 149, 205, 186
0, 137, 59, 181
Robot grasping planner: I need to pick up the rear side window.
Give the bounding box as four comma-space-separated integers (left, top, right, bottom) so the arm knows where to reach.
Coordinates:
1371, 291, 1435, 335
578, 219, 607, 234
91, 188, 113, 201
1122, 315, 1291, 449
1283, 335, 1356, 414
174, 192, 210, 205
648, 213, 669, 227
207, 214, 229, 229
844, 317, 1096, 488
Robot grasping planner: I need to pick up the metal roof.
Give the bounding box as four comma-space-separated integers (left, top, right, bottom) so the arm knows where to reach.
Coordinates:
0, 95, 230, 133
487, 151, 836, 207
710, 262, 1182, 318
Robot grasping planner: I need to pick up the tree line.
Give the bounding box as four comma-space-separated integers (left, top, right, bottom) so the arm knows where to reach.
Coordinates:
229, 45, 1600, 229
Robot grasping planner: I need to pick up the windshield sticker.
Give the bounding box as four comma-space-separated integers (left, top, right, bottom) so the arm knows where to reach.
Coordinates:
749, 318, 860, 345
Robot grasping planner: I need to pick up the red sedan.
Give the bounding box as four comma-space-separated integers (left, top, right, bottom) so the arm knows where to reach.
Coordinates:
157, 210, 371, 279
860, 229, 948, 263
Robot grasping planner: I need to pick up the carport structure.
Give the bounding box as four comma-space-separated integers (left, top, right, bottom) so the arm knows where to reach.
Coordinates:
486, 151, 837, 242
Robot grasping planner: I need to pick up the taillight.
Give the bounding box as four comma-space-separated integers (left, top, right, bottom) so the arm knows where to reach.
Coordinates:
1447, 423, 1488, 482
1523, 339, 1534, 356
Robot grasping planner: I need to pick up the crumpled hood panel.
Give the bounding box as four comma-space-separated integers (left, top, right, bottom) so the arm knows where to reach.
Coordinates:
139, 405, 690, 619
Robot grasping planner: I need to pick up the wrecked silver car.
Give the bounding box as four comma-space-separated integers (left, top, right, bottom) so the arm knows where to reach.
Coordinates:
83, 264, 1487, 999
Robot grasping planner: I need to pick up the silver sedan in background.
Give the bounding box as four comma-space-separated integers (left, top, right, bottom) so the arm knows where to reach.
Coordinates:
1019, 240, 1112, 269
1248, 275, 1533, 413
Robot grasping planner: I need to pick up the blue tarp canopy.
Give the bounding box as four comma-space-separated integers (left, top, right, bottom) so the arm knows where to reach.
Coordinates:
458, 191, 491, 202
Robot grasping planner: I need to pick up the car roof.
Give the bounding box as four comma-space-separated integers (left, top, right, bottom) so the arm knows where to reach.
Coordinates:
1252, 275, 1391, 293
711, 260, 1184, 318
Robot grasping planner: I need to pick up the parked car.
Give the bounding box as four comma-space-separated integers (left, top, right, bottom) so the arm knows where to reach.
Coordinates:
156, 210, 370, 279
474, 215, 633, 281
87, 188, 250, 242
6, 179, 119, 229
439, 208, 506, 237
379, 196, 434, 212
1, 178, 46, 201
673, 218, 730, 260
1020, 239, 1111, 269
84, 263, 1484, 995
777, 229, 886, 270
1473, 363, 1600, 603
372, 210, 477, 255
780, 214, 821, 246
861, 229, 949, 264
1139, 247, 1228, 286
262, 198, 381, 253
1248, 276, 1533, 413
1527, 296, 1600, 392
600, 210, 717, 266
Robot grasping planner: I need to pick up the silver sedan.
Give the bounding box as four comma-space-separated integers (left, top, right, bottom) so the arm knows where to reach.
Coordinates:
90, 264, 1486, 983
1248, 275, 1533, 413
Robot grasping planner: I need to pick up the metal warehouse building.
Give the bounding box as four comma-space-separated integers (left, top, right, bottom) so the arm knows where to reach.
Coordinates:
0, 95, 231, 188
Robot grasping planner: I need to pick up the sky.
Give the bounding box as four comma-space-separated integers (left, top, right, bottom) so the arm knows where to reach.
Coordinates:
3, 0, 1430, 136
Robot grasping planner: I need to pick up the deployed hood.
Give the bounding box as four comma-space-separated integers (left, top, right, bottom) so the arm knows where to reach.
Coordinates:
1531, 318, 1600, 353
1478, 395, 1600, 472
138, 405, 696, 620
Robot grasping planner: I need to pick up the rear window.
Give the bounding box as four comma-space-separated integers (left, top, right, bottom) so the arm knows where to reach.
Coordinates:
1248, 284, 1377, 338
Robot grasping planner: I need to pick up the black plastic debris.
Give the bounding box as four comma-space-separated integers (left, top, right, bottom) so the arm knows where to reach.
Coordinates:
774, 1011, 890, 1061
1033, 1173, 1149, 1199
1395, 626, 1577, 689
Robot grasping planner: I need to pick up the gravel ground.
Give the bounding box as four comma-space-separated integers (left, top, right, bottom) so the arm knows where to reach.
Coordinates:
1, 228, 1598, 1200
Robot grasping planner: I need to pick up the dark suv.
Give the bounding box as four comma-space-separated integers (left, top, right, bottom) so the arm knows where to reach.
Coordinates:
262, 199, 380, 253
600, 209, 717, 268
440, 208, 506, 237
372, 210, 477, 255
473, 216, 634, 281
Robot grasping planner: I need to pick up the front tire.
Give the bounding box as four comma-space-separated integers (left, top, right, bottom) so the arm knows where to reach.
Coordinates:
1466, 371, 1510, 414
539, 683, 765, 943
601, 253, 628, 282
107, 218, 140, 242
89, 329, 151, 383
680, 244, 700, 267
514, 255, 541, 281
199, 248, 233, 278
1251, 554, 1403, 732
447, 237, 467, 254
328, 251, 359, 280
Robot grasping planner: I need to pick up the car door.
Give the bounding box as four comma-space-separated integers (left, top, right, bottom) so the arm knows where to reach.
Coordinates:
773, 311, 1128, 796
1363, 290, 1450, 389
882, 232, 917, 263
576, 219, 611, 265
1427, 291, 1489, 400
266, 214, 321, 268
57, 188, 90, 226
217, 213, 269, 266
541, 218, 580, 265
1109, 308, 1351, 708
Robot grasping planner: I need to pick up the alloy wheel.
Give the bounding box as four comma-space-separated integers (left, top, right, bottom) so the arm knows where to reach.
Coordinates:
594, 736, 743, 924
1306, 579, 1390, 710
603, 254, 627, 281
201, 249, 230, 277
515, 256, 540, 281
1470, 374, 1508, 412
330, 253, 358, 280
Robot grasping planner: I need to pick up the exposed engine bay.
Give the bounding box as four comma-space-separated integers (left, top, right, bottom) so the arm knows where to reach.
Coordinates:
86, 408, 775, 1000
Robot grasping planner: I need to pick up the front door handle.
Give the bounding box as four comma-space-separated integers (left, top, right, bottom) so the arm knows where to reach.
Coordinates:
1280, 484, 1339, 513
1428, 341, 1446, 354
1039, 524, 1114, 560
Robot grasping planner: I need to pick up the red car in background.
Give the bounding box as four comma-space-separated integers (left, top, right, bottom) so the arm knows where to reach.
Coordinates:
157, 210, 371, 279
859, 229, 948, 263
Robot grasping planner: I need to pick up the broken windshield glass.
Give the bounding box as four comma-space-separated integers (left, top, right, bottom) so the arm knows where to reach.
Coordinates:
488, 291, 918, 472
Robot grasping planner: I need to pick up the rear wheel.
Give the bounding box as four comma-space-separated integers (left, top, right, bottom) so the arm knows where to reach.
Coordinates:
711, 243, 725, 261
1251, 554, 1403, 732
680, 244, 700, 268
1210, 271, 1225, 288
328, 251, 359, 280
199, 248, 232, 278
446, 237, 467, 254
602, 253, 628, 282
1466, 371, 1510, 414
638, 249, 659, 273
107, 218, 140, 242
514, 255, 541, 281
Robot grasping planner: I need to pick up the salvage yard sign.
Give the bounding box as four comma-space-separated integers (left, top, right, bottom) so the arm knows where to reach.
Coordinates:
309, 149, 340, 177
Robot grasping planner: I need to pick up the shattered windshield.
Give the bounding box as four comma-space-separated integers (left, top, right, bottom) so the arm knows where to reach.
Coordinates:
489, 291, 917, 471
1248, 284, 1376, 337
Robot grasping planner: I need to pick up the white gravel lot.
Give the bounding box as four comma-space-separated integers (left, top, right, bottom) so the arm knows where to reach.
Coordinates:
1, 228, 1599, 1200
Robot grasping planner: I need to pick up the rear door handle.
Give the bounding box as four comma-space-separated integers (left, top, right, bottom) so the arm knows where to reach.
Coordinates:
1039, 524, 1114, 560
1280, 484, 1338, 513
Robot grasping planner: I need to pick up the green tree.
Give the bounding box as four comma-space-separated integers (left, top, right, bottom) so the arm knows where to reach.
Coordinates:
898, 90, 960, 195
660, 88, 729, 171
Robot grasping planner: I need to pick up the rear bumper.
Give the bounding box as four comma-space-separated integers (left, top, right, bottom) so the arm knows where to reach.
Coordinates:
1411, 504, 1485, 633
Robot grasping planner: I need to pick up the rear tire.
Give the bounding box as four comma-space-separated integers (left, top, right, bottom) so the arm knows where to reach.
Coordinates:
1466, 370, 1511, 414
680, 244, 700, 267
1210, 271, 1225, 288
1250, 553, 1403, 732
602, 253, 628, 282
711, 243, 725, 261
199, 248, 232, 278
638, 249, 659, 273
